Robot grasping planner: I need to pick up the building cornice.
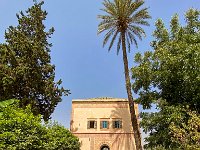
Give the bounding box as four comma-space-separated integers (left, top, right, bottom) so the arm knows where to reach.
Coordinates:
72, 132, 134, 134
72, 97, 130, 103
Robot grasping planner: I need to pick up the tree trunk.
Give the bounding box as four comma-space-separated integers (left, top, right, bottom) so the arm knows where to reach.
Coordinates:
121, 31, 143, 150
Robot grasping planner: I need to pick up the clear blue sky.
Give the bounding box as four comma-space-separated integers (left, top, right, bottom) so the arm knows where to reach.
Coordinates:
0, 0, 199, 131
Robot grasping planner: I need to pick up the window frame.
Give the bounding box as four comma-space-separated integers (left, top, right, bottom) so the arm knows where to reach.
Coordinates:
101, 121, 109, 129
100, 119, 109, 129
112, 119, 122, 129
87, 119, 97, 129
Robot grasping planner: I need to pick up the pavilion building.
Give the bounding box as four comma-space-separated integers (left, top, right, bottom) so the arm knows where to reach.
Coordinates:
70, 97, 139, 150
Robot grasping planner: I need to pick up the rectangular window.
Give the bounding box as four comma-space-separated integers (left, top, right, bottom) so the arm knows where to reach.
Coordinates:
90, 121, 95, 128
87, 120, 97, 129
102, 121, 108, 128
100, 120, 109, 129
113, 120, 122, 129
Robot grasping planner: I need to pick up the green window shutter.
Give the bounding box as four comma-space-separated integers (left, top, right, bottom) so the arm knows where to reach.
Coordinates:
102, 121, 108, 128
94, 121, 97, 129
87, 121, 90, 129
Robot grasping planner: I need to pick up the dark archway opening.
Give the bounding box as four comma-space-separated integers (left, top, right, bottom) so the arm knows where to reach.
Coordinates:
100, 144, 110, 150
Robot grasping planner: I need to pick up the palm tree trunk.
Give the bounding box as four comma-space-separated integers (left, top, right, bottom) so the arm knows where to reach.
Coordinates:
121, 31, 143, 150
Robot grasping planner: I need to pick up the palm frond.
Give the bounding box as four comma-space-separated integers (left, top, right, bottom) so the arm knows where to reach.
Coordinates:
134, 20, 150, 26
133, 37, 138, 48
123, 0, 133, 17
128, 25, 146, 39
98, 22, 116, 34
102, 0, 117, 16
126, 32, 131, 53
117, 33, 122, 54
128, 28, 142, 40
127, 1, 144, 17
131, 7, 151, 21
118, 0, 128, 17
97, 15, 115, 20
127, 31, 133, 44
108, 30, 118, 51
114, 0, 120, 13
97, 16, 116, 28
127, 31, 138, 48
103, 28, 116, 47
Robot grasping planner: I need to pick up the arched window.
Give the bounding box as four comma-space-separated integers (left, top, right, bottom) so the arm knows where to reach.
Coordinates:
100, 144, 110, 150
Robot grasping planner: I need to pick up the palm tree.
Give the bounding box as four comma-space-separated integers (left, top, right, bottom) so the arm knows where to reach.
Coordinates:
98, 0, 151, 149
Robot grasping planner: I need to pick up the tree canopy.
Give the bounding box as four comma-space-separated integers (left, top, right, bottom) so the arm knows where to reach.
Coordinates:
0, 100, 80, 150
0, 1, 69, 121
131, 8, 200, 149
132, 8, 200, 112
141, 102, 200, 149
98, 0, 151, 54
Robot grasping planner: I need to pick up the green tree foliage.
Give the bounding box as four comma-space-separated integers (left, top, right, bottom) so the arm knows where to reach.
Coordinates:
0, 99, 15, 111
0, 99, 15, 118
0, 101, 80, 150
132, 8, 200, 111
141, 103, 200, 149
43, 123, 80, 150
0, 1, 69, 121
169, 107, 200, 149
98, 0, 151, 149
131, 9, 200, 149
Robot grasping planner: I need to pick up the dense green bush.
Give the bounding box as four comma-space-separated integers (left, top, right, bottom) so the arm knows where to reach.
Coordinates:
0, 100, 80, 150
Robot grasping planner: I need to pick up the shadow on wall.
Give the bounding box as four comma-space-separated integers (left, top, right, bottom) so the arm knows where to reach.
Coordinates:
109, 103, 135, 150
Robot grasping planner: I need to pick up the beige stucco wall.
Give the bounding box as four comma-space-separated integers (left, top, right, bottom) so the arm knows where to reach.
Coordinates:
70, 98, 138, 150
